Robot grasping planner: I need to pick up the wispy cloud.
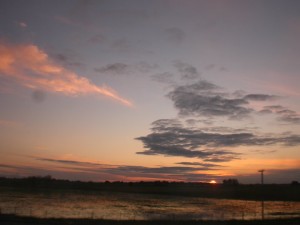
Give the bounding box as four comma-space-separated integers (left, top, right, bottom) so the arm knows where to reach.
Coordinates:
53, 53, 85, 69
35, 157, 112, 168
0, 41, 132, 106
176, 162, 223, 167
18, 21, 27, 29
261, 105, 300, 124
30, 157, 218, 181
94, 62, 158, 75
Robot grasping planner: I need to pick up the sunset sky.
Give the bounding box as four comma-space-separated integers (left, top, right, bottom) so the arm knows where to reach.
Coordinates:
0, 0, 299, 183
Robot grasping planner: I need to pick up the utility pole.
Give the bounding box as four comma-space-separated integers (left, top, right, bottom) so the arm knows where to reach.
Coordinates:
258, 169, 264, 185
258, 169, 265, 220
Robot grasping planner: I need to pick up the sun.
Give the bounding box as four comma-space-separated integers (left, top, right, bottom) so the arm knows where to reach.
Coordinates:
209, 180, 217, 184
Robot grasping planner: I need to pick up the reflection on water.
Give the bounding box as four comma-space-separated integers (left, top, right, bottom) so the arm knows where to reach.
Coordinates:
0, 191, 299, 220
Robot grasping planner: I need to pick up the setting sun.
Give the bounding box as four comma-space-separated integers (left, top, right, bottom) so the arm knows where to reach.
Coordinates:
209, 180, 217, 184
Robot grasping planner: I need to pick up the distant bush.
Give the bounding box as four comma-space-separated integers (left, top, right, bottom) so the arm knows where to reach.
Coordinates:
291, 180, 299, 186
222, 179, 239, 186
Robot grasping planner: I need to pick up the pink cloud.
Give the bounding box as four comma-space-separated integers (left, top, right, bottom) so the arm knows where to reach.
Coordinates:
0, 41, 132, 106
18, 22, 27, 28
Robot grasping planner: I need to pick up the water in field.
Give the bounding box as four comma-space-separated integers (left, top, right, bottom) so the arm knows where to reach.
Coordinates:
0, 191, 299, 220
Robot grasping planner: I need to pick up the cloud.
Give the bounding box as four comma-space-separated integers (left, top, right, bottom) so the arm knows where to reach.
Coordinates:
151, 72, 175, 84
173, 61, 201, 80
136, 119, 240, 162
107, 165, 210, 175
243, 94, 279, 101
176, 162, 223, 167
29, 157, 218, 181
136, 119, 300, 161
185, 119, 213, 126
31, 90, 46, 103
167, 80, 250, 119
165, 27, 186, 43
262, 105, 300, 124
53, 53, 85, 68
95, 62, 158, 75
0, 41, 132, 106
167, 80, 279, 119
95, 63, 130, 74
34, 157, 110, 167
18, 21, 27, 29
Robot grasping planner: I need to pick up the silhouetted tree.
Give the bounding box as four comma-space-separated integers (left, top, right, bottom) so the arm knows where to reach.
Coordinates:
223, 179, 239, 186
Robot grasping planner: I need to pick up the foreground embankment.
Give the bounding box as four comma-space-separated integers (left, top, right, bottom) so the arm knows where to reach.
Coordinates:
1, 214, 300, 225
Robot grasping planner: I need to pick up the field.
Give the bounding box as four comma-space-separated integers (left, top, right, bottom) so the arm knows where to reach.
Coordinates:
0, 177, 299, 224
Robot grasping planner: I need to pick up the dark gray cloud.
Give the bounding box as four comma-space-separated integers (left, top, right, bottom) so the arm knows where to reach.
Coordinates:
95, 63, 130, 74
165, 27, 186, 44
243, 94, 279, 101
151, 72, 175, 84
198, 126, 258, 133
136, 119, 300, 161
262, 105, 300, 124
185, 118, 213, 126
173, 61, 201, 80
53, 53, 84, 68
176, 162, 223, 167
34, 157, 110, 167
32, 90, 46, 103
107, 165, 209, 175
136, 119, 240, 162
167, 81, 250, 119
103, 165, 220, 181
167, 80, 279, 119
95, 62, 158, 75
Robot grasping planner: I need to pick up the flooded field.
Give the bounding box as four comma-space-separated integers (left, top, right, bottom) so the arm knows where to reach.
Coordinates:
0, 191, 299, 220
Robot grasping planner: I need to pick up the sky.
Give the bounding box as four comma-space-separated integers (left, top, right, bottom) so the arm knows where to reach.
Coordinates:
0, 0, 300, 184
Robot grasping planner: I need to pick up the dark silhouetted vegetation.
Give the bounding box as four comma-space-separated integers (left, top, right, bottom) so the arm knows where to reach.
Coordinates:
222, 179, 239, 186
291, 181, 299, 186
0, 176, 299, 201
1, 214, 300, 225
